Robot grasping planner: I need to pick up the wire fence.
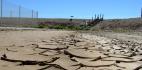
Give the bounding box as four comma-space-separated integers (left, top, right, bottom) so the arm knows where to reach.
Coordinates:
0, 0, 39, 27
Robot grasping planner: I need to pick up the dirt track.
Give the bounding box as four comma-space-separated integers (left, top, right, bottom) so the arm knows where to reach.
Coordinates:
0, 30, 142, 70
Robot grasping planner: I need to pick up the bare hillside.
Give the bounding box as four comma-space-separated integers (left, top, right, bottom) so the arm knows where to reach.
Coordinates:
93, 18, 142, 31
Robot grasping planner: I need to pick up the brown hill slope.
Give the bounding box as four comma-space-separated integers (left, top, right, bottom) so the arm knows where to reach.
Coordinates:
92, 18, 142, 31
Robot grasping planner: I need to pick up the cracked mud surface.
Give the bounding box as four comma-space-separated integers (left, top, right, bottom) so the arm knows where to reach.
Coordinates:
0, 30, 142, 70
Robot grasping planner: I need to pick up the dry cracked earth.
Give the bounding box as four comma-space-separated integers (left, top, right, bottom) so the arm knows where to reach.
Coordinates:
0, 30, 142, 70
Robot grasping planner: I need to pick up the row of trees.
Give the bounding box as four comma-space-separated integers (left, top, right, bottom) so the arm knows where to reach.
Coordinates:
88, 14, 104, 26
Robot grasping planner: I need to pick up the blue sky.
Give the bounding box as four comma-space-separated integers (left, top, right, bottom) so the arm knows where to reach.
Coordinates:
6, 0, 142, 19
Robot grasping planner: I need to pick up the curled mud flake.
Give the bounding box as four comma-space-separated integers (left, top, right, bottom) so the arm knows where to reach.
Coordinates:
6, 48, 17, 52
1, 54, 60, 66
91, 56, 102, 61
134, 65, 142, 70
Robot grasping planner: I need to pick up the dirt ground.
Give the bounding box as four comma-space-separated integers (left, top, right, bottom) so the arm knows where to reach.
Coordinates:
0, 29, 142, 70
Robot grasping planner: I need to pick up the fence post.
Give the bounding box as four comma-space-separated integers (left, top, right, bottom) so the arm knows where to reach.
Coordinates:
36, 11, 38, 18
141, 8, 142, 18
94, 14, 96, 19
10, 10, 12, 17
0, 0, 3, 24
18, 6, 21, 25
0, 0, 2, 18
92, 17, 93, 21
32, 10, 34, 18
19, 6, 21, 18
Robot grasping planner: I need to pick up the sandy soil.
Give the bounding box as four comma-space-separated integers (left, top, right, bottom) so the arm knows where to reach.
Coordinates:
0, 29, 142, 70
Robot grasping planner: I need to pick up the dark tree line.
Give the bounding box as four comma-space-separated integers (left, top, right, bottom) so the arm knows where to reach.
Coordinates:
88, 14, 104, 26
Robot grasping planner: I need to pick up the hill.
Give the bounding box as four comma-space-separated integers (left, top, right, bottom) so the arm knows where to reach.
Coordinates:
91, 18, 142, 31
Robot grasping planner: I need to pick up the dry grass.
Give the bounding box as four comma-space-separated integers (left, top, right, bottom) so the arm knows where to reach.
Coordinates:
92, 18, 142, 31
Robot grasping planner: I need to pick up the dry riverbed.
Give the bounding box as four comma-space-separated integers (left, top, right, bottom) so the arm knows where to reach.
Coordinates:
0, 29, 142, 70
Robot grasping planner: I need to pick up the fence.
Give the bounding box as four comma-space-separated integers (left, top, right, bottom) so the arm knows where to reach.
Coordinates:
0, 0, 39, 27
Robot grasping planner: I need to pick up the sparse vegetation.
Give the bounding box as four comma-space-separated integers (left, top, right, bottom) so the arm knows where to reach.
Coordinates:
91, 18, 142, 31
35, 14, 104, 30
36, 23, 91, 30
1, 17, 142, 32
